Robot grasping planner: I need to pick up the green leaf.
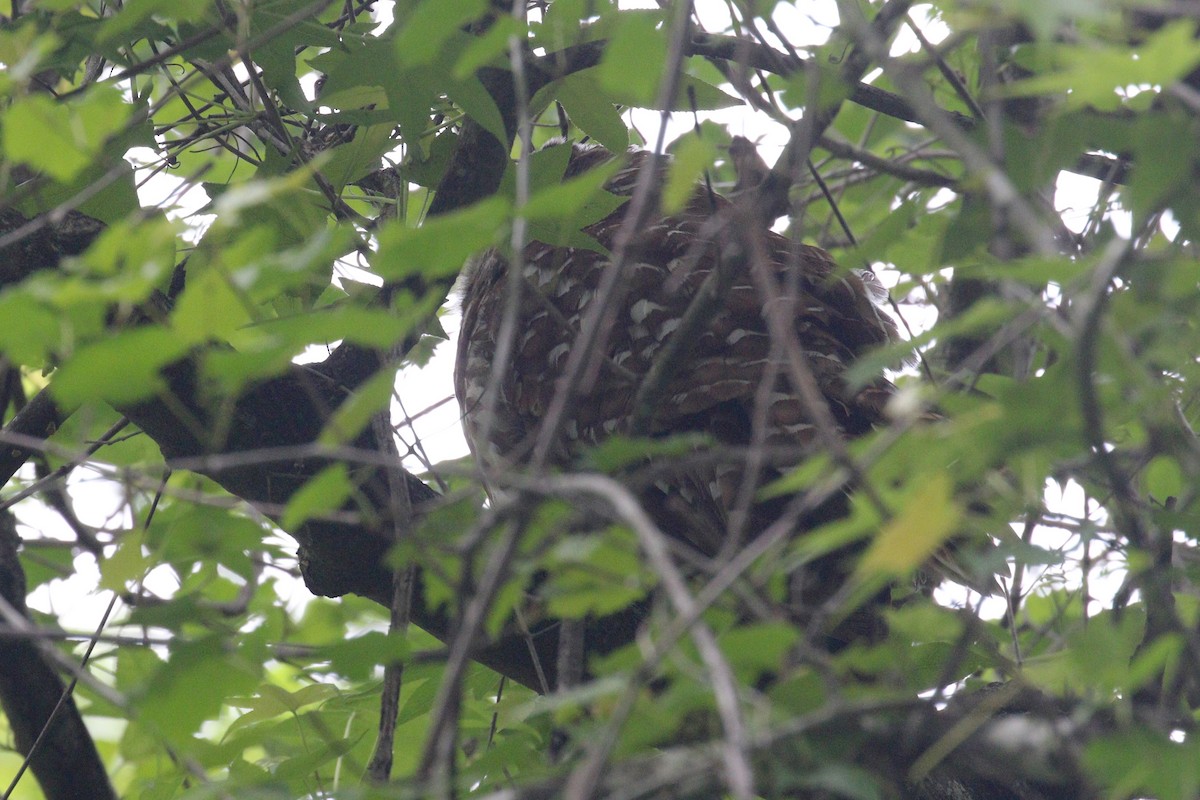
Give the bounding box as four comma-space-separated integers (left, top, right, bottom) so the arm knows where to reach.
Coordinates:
310, 36, 399, 104
394, 0, 488, 68
533, 0, 606, 51
781, 60, 852, 114
584, 432, 713, 472
759, 451, 837, 500
404, 129, 459, 187
207, 165, 330, 249
271, 738, 359, 781
514, 146, 627, 253
19, 543, 76, 592
997, 22, 1200, 110
1023, 605, 1147, 695
797, 765, 883, 800
1085, 728, 1200, 800
51, 327, 191, 405
0, 293, 66, 364
522, 158, 623, 222
225, 683, 340, 735
1003, 114, 1089, 194
1005, 0, 1108, 40
543, 528, 647, 618
320, 123, 396, 189
95, 0, 212, 48
138, 634, 262, 745
597, 54, 741, 112
17, 159, 142, 225
373, 196, 508, 281
556, 72, 629, 152
318, 366, 396, 446
199, 347, 297, 397
281, 464, 355, 530
249, 306, 424, 350
251, 29, 307, 112
596, 12, 667, 107
1129, 113, 1198, 217
453, 15, 520, 79
322, 631, 411, 681
503, 137, 573, 196
170, 266, 254, 345
4, 89, 132, 182
718, 622, 800, 683
45, 216, 178, 305
445, 71, 509, 145
0, 20, 58, 86
151, 503, 268, 581
1144, 455, 1183, 504
100, 528, 155, 592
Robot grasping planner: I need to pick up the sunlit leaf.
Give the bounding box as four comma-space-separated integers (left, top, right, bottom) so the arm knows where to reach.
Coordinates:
661, 133, 716, 214
4, 89, 131, 182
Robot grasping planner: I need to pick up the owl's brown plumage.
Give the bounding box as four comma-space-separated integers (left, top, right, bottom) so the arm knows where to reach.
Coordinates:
455, 142, 897, 571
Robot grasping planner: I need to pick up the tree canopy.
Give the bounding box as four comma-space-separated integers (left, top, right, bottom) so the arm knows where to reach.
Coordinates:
3, 1, 1200, 798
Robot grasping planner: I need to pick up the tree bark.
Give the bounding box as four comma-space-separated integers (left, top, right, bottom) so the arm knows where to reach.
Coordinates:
0, 510, 118, 800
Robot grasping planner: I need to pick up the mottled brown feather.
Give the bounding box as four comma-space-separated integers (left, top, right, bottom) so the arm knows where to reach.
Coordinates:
455, 144, 897, 559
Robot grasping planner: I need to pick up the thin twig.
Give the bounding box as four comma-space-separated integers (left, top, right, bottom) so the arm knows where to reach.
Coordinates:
539, 474, 754, 800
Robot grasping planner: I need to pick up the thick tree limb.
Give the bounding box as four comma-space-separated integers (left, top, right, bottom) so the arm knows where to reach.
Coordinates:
0, 510, 117, 800
0, 391, 64, 488
0, 208, 105, 286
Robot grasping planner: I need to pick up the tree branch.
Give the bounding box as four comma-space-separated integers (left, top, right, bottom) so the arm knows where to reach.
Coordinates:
0, 510, 117, 800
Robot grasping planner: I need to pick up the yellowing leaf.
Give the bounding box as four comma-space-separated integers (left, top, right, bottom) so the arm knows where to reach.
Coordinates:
856, 472, 960, 581
662, 134, 716, 214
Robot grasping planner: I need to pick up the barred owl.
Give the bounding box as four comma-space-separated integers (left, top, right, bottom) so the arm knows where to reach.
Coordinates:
454, 139, 897, 625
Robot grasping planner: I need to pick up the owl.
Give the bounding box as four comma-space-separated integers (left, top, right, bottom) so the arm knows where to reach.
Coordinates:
454, 139, 898, 639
